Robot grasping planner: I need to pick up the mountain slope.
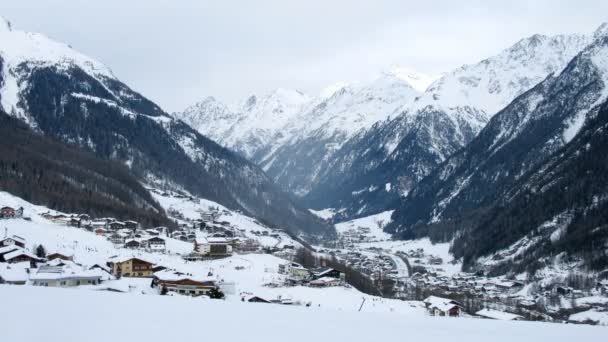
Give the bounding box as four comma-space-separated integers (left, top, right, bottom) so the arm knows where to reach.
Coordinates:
301, 32, 593, 220
0, 17, 331, 238
0, 111, 172, 227
388, 25, 608, 272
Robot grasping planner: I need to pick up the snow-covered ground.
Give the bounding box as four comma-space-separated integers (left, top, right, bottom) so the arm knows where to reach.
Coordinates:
0, 285, 605, 342
335, 210, 393, 241
569, 309, 608, 325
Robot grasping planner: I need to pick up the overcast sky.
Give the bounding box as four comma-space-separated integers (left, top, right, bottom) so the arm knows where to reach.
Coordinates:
2, 1, 607, 112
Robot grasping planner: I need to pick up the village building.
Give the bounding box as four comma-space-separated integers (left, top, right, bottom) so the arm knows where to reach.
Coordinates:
124, 220, 139, 230
423, 296, 464, 317
46, 252, 73, 261
244, 295, 271, 303
108, 257, 154, 278
0, 247, 40, 267
0, 206, 16, 218
0, 235, 26, 249
312, 267, 342, 280
152, 270, 217, 296
0, 262, 28, 285
146, 237, 166, 252
108, 232, 128, 244
94, 227, 107, 236
279, 262, 310, 281
109, 221, 126, 231
310, 276, 341, 287
193, 237, 233, 258
124, 239, 141, 249
30, 265, 103, 287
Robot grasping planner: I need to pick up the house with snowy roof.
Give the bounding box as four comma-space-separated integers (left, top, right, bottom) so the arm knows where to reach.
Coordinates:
311, 267, 342, 280
309, 276, 341, 287
0, 235, 26, 249
145, 236, 166, 252
0, 247, 40, 267
152, 269, 217, 296
108, 256, 154, 278
0, 262, 28, 285
124, 239, 142, 249
30, 264, 103, 287
423, 296, 464, 317
193, 237, 232, 258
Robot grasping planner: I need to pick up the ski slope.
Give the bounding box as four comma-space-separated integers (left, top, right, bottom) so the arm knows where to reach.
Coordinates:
0, 286, 604, 342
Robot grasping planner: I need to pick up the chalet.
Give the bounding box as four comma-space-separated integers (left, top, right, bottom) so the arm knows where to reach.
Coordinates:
31, 265, 103, 287
94, 228, 107, 236
194, 238, 233, 258
423, 296, 464, 317
2, 248, 40, 267
124, 220, 139, 230
46, 253, 73, 261
0, 263, 28, 285
68, 218, 81, 227
109, 221, 126, 231
312, 267, 342, 280
0, 245, 20, 262
108, 257, 154, 278
495, 281, 524, 293
279, 262, 310, 281
145, 229, 160, 236
48, 213, 69, 224
0, 206, 16, 218
152, 270, 217, 296
146, 237, 166, 252
124, 239, 141, 249
235, 239, 261, 253
244, 295, 271, 303
90, 220, 108, 230
0, 235, 26, 249
109, 232, 127, 244
310, 276, 340, 287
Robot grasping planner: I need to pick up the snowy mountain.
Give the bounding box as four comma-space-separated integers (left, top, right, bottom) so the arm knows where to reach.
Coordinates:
299, 31, 593, 220
389, 24, 608, 273
178, 71, 425, 196
0, 17, 331, 238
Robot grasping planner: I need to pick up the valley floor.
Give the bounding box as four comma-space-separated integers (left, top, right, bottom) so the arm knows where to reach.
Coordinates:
0, 285, 604, 342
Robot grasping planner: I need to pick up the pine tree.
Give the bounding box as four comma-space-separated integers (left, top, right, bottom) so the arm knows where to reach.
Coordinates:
35, 244, 47, 258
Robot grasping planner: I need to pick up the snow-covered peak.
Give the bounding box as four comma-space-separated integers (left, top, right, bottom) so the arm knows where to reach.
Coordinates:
382, 66, 437, 92
412, 32, 592, 118
235, 88, 310, 124
0, 19, 114, 78
173, 96, 239, 144
279, 71, 421, 146
0, 18, 118, 119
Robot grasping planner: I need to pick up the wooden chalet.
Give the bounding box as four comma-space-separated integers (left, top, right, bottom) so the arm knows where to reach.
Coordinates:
153, 270, 217, 296
46, 252, 73, 261
0, 235, 26, 249
108, 257, 154, 278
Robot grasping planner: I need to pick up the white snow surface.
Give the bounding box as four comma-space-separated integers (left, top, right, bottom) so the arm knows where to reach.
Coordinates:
569, 309, 608, 325
1, 286, 605, 342
335, 211, 394, 241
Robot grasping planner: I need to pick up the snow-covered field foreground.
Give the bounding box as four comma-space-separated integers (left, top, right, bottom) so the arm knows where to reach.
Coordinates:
0, 286, 604, 342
